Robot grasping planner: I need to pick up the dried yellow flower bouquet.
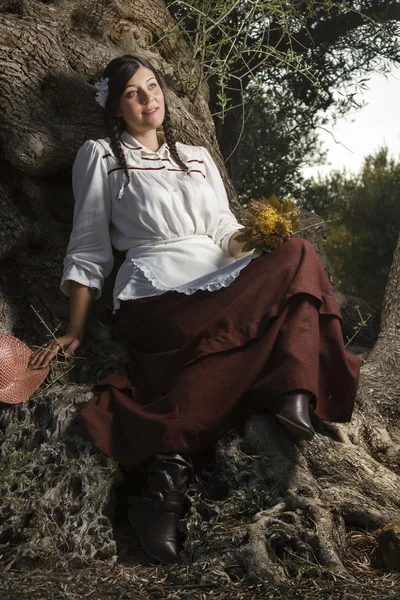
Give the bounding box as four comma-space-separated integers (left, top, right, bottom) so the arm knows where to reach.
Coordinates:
235, 194, 302, 259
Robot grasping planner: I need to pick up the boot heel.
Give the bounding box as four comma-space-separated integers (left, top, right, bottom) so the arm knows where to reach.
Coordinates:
269, 392, 316, 441
276, 412, 315, 440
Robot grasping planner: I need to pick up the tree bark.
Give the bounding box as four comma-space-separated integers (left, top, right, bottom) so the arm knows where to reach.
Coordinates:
0, 0, 398, 588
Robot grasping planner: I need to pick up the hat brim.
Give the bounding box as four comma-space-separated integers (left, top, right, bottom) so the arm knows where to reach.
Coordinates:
0, 363, 50, 405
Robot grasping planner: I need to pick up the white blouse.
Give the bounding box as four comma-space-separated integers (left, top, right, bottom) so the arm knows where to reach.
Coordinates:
60, 130, 254, 312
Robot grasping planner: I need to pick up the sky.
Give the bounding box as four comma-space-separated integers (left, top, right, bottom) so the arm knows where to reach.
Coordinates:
301, 66, 400, 179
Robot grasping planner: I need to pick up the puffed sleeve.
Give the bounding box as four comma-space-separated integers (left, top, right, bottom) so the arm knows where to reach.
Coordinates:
59, 140, 114, 300
201, 146, 245, 256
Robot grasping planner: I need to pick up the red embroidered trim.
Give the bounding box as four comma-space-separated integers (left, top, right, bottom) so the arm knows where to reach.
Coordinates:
107, 166, 206, 177
102, 153, 111, 159
142, 157, 173, 162
167, 168, 206, 178
139, 157, 203, 164
108, 166, 166, 175
186, 169, 206, 178
120, 140, 143, 150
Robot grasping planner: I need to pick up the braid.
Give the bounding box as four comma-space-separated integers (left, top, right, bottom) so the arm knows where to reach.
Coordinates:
104, 101, 187, 200
163, 103, 188, 173
108, 117, 130, 197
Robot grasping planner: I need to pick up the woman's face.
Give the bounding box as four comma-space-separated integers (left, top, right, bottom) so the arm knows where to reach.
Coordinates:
117, 66, 165, 136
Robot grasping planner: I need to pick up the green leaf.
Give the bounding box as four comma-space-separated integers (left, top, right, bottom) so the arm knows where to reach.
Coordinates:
267, 194, 281, 211
281, 199, 295, 213
242, 241, 256, 252
251, 246, 264, 259
234, 233, 249, 243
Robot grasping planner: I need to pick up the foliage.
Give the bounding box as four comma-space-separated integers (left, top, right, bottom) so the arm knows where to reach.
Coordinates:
164, 0, 320, 115
162, 0, 400, 205
235, 78, 327, 202
164, 0, 400, 119
301, 146, 400, 307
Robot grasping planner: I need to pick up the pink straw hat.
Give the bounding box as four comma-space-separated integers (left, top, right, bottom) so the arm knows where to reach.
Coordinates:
0, 332, 50, 405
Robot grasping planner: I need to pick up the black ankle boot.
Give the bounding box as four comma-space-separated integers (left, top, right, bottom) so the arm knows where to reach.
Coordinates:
127, 452, 193, 564
269, 392, 316, 441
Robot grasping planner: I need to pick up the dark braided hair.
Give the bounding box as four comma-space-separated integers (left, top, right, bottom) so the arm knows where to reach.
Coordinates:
100, 54, 188, 196
163, 102, 188, 172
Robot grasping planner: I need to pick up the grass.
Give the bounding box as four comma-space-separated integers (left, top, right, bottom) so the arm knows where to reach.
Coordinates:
1, 549, 400, 600
1, 449, 399, 599
2, 473, 399, 599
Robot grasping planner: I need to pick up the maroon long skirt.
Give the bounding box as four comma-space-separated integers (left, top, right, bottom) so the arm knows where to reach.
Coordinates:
78, 238, 360, 467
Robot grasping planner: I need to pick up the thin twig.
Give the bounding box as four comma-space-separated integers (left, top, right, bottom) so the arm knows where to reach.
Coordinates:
295, 218, 338, 234
42, 364, 76, 390
284, 549, 359, 585
30, 304, 61, 343
345, 314, 372, 348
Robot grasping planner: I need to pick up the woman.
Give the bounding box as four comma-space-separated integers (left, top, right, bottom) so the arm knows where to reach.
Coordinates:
30, 54, 360, 565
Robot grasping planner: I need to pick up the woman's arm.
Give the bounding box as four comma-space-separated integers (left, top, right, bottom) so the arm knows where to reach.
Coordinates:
60, 140, 114, 300
31, 140, 113, 368
30, 281, 97, 368
201, 146, 254, 258
65, 281, 97, 339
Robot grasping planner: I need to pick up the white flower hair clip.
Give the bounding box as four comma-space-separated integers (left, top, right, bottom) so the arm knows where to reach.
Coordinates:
94, 76, 109, 108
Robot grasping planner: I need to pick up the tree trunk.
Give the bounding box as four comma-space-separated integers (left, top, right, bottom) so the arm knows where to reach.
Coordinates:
0, 0, 399, 592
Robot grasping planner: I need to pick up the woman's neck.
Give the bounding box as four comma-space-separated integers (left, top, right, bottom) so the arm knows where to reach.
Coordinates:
125, 127, 161, 152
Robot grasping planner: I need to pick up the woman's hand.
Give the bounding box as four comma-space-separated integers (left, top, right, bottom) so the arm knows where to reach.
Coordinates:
29, 281, 96, 369
228, 231, 255, 259
29, 332, 82, 369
